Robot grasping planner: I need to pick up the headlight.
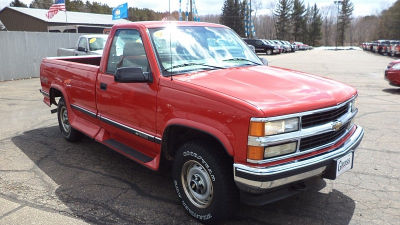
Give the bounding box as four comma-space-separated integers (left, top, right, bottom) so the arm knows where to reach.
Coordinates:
249, 118, 299, 137
264, 142, 297, 158
247, 117, 300, 160
350, 98, 358, 112
392, 63, 400, 70
265, 118, 299, 135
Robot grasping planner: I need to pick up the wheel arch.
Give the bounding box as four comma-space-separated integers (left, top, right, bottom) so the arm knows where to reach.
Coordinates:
161, 120, 234, 162
49, 84, 68, 106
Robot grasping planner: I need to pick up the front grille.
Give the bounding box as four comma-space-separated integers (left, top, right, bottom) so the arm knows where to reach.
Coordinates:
299, 122, 351, 151
302, 103, 349, 128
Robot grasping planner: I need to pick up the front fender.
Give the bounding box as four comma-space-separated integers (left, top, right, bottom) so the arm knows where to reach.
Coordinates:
164, 118, 234, 157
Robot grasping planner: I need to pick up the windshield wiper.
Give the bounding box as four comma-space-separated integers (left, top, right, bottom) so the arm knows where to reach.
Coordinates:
163, 63, 224, 72
222, 58, 261, 65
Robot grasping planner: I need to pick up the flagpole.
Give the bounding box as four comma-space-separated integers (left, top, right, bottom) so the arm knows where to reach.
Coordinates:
65, 2, 68, 25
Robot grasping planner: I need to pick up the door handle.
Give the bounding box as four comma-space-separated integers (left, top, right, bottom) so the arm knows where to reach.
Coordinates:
100, 83, 107, 90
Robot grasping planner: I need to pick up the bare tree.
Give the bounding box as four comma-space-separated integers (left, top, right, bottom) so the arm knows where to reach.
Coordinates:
200, 14, 221, 24
320, 5, 336, 46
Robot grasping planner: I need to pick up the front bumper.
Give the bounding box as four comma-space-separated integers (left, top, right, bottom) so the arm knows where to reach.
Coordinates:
234, 125, 364, 193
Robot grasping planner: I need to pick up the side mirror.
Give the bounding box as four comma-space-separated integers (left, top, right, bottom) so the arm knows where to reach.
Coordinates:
115, 67, 152, 83
260, 58, 269, 66
78, 47, 87, 52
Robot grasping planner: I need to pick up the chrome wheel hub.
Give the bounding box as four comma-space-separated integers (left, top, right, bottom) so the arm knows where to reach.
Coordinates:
60, 106, 70, 133
181, 160, 213, 208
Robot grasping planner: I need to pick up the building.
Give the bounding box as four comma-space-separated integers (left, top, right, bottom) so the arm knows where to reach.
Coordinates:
0, 19, 5, 30
0, 7, 130, 32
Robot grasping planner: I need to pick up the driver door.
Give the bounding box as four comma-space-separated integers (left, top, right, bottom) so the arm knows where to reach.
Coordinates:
96, 29, 159, 159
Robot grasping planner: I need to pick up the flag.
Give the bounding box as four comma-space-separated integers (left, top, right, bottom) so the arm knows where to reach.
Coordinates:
46, 0, 66, 19
112, 3, 128, 20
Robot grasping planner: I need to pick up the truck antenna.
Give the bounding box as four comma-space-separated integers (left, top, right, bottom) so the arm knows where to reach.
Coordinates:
169, 23, 173, 81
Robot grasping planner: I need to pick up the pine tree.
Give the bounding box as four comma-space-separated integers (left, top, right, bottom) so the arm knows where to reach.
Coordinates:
29, 0, 53, 9
290, 0, 306, 41
220, 0, 235, 31
337, 0, 354, 46
10, 0, 28, 7
308, 4, 322, 46
220, 0, 245, 36
240, 0, 248, 37
302, 4, 311, 43
275, 0, 292, 40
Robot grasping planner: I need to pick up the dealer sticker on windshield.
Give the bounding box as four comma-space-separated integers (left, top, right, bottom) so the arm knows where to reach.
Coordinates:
336, 152, 353, 177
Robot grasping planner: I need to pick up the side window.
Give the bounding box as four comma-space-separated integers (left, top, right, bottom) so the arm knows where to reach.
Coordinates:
106, 29, 150, 75
78, 38, 87, 51
256, 40, 263, 46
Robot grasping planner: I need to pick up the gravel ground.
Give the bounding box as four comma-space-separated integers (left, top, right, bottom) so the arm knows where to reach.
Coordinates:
0, 49, 399, 225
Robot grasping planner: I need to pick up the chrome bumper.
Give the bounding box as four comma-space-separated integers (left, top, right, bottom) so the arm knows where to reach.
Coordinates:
234, 126, 364, 192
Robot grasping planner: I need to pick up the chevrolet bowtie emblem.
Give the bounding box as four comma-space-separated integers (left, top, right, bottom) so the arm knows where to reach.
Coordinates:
332, 121, 343, 131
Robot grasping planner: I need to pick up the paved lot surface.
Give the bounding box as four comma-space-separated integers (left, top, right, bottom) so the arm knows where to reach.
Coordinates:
0, 49, 399, 225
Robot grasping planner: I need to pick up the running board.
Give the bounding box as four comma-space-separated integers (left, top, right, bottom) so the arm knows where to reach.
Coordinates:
104, 139, 153, 163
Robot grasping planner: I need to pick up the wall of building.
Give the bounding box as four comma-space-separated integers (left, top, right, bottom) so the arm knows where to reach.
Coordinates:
0, 8, 48, 32
0, 31, 82, 81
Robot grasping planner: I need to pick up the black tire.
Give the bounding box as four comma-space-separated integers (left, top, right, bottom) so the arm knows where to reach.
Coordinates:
172, 141, 239, 224
266, 49, 272, 55
57, 97, 82, 142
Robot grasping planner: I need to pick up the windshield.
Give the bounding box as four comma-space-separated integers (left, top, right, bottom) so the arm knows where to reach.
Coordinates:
149, 26, 262, 76
89, 37, 107, 51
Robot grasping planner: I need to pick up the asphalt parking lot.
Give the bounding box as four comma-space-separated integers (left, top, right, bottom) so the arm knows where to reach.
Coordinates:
0, 49, 399, 225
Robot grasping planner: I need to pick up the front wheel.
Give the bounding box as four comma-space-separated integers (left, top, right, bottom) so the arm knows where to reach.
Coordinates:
266, 49, 272, 55
172, 141, 239, 224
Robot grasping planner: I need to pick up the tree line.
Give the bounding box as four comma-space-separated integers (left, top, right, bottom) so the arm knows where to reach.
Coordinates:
8, 0, 400, 45
218, 0, 327, 45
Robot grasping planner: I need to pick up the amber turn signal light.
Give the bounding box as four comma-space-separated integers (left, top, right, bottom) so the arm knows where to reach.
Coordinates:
247, 146, 264, 160
249, 122, 265, 137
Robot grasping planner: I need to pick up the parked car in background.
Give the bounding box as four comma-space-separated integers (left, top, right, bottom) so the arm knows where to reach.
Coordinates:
274, 40, 291, 53
372, 40, 390, 54
281, 40, 296, 52
243, 38, 279, 55
388, 40, 400, 57
385, 60, 400, 86
289, 41, 298, 52
361, 42, 370, 51
57, 35, 108, 56
294, 42, 310, 50
265, 40, 283, 53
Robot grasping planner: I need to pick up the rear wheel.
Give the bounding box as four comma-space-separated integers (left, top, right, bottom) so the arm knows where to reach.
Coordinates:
172, 141, 239, 224
57, 97, 82, 142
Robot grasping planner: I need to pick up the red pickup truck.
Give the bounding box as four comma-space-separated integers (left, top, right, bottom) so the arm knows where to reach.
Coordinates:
40, 22, 364, 223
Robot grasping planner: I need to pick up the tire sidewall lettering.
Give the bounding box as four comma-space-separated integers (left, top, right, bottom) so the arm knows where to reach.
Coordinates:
182, 200, 212, 220
183, 151, 215, 182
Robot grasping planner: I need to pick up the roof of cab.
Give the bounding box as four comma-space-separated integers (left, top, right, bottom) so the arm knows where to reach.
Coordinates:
112, 21, 227, 29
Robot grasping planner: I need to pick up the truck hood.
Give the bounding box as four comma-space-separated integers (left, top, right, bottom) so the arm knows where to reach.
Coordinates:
174, 66, 356, 117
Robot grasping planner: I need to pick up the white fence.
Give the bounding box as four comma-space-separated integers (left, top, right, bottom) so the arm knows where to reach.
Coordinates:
0, 31, 82, 81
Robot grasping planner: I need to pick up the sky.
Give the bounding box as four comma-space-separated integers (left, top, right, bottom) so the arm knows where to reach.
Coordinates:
0, 0, 397, 17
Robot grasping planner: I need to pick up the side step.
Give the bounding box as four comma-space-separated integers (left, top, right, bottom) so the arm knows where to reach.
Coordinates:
104, 139, 152, 163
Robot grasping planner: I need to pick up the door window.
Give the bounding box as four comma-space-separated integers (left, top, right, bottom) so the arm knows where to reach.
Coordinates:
78, 38, 87, 51
106, 29, 150, 74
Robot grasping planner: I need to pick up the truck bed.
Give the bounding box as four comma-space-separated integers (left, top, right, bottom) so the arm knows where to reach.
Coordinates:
40, 55, 101, 112
55, 55, 102, 66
